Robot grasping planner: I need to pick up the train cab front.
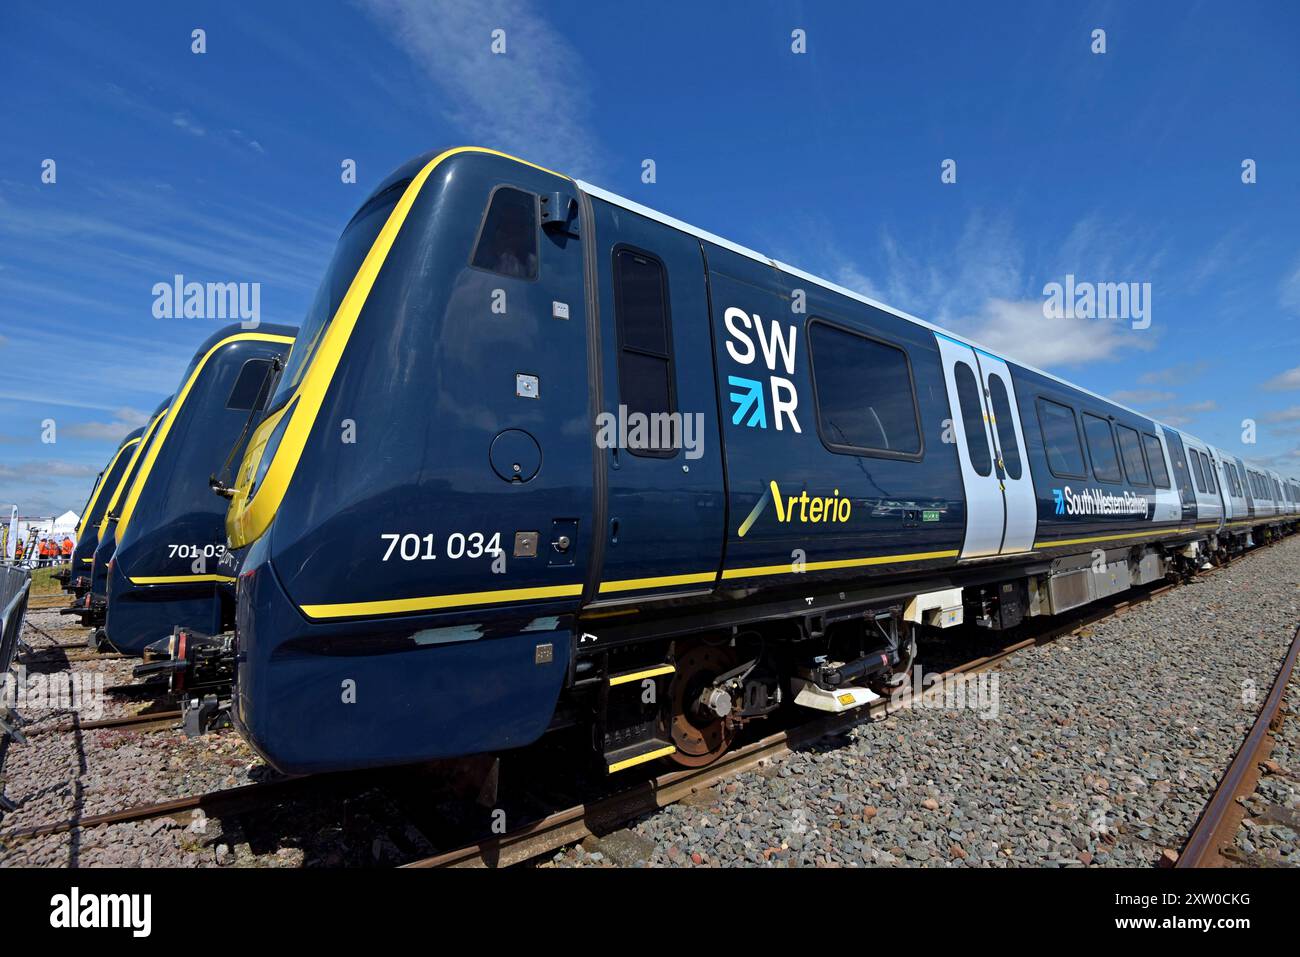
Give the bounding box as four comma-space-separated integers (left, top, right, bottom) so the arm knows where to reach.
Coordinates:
101, 325, 295, 655
224, 148, 590, 775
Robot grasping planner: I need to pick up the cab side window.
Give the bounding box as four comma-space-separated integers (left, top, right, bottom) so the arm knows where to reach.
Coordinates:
226, 359, 275, 411
471, 186, 539, 280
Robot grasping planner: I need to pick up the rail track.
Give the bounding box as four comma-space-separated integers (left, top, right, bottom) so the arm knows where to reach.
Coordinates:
3, 538, 1292, 866
25, 709, 183, 738
1174, 623, 1300, 868
402, 578, 1190, 868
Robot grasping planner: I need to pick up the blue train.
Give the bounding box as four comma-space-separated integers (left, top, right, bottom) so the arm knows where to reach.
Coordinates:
57, 426, 145, 597
164, 149, 1300, 775
63, 397, 171, 629
98, 325, 295, 654
61, 326, 294, 655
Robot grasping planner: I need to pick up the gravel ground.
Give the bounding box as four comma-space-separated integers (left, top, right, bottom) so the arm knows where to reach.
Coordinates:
0, 604, 467, 867
546, 534, 1300, 868
1231, 667, 1300, 865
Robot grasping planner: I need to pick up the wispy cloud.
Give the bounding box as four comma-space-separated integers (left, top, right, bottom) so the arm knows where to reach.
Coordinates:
957, 299, 1154, 369
64, 406, 150, 442
1110, 389, 1176, 405
1261, 365, 1300, 392
359, 0, 604, 177
1138, 362, 1208, 387
1149, 399, 1217, 427
1263, 406, 1300, 424
1281, 254, 1300, 314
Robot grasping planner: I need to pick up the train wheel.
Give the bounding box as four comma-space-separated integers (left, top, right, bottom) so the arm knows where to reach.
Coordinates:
666, 641, 737, 767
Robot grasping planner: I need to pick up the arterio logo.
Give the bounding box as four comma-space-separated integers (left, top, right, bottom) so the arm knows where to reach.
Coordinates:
1053, 486, 1149, 517
738, 480, 853, 537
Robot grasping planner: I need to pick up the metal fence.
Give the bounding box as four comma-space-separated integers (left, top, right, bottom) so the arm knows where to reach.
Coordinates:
0, 564, 32, 812
1, 564, 31, 675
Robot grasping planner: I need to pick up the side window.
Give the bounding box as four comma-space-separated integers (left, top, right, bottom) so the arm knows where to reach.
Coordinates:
1082, 413, 1123, 483
226, 358, 275, 411
471, 186, 538, 280
1189, 450, 1206, 493
808, 322, 922, 456
987, 374, 1021, 480
1116, 425, 1150, 485
612, 249, 675, 456
1142, 433, 1171, 488
954, 362, 991, 476
1036, 398, 1086, 478
1203, 453, 1216, 494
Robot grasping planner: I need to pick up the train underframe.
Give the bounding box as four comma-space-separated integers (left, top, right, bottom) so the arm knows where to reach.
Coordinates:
142, 519, 1297, 774
564, 519, 1299, 774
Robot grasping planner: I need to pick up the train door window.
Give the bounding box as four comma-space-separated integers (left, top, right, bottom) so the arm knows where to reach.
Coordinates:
1116, 425, 1150, 485
1189, 450, 1206, 493
613, 248, 676, 455
986, 374, 1021, 479
808, 321, 921, 457
1141, 433, 1170, 488
1203, 454, 1216, 494
1036, 398, 1086, 478
953, 362, 991, 476
471, 186, 539, 280
1082, 413, 1123, 483
226, 359, 275, 411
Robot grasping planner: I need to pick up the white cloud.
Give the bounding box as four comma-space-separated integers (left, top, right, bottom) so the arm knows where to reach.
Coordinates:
64, 406, 151, 441
1280, 255, 1300, 314
1263, 406, 1300, 423
1148, 399, 1216, 426
1109, 389, 1176, 405
360, 0, 603, 177
1261, 365, 1300, 392
1138, 362, 1208, 387
954, 298, 1153, 369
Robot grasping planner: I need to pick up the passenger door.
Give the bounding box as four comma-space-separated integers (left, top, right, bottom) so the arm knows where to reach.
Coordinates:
585, 198, 726, 603
934, 334, 1036, 556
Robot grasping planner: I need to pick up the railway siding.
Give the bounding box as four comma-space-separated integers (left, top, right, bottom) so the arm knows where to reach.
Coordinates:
547, 533, 1300, 867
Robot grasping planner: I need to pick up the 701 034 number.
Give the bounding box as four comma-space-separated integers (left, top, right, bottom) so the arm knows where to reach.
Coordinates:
381, 532, 502, 561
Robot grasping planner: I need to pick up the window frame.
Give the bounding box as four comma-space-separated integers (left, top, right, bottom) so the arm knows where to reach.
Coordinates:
1081, 412, 1124, 484
610, 243, 679, 459
225, 357, 276, 412
467, 183, 541, 282
1035, 396, 1088, 480
1189, 449, 1207, 493
1115, 423, 1151, 486
953, 360, 992, 477
1141, 432, 1171, 489
986, 372, 1022, 480
806, 317, 925, 462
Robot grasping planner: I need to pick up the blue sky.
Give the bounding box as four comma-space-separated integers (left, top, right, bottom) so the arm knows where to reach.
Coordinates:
2, 0, 1298, 515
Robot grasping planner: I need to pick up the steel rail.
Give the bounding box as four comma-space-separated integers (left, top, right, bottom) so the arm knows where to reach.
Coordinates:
1175, 623, 1300, 868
